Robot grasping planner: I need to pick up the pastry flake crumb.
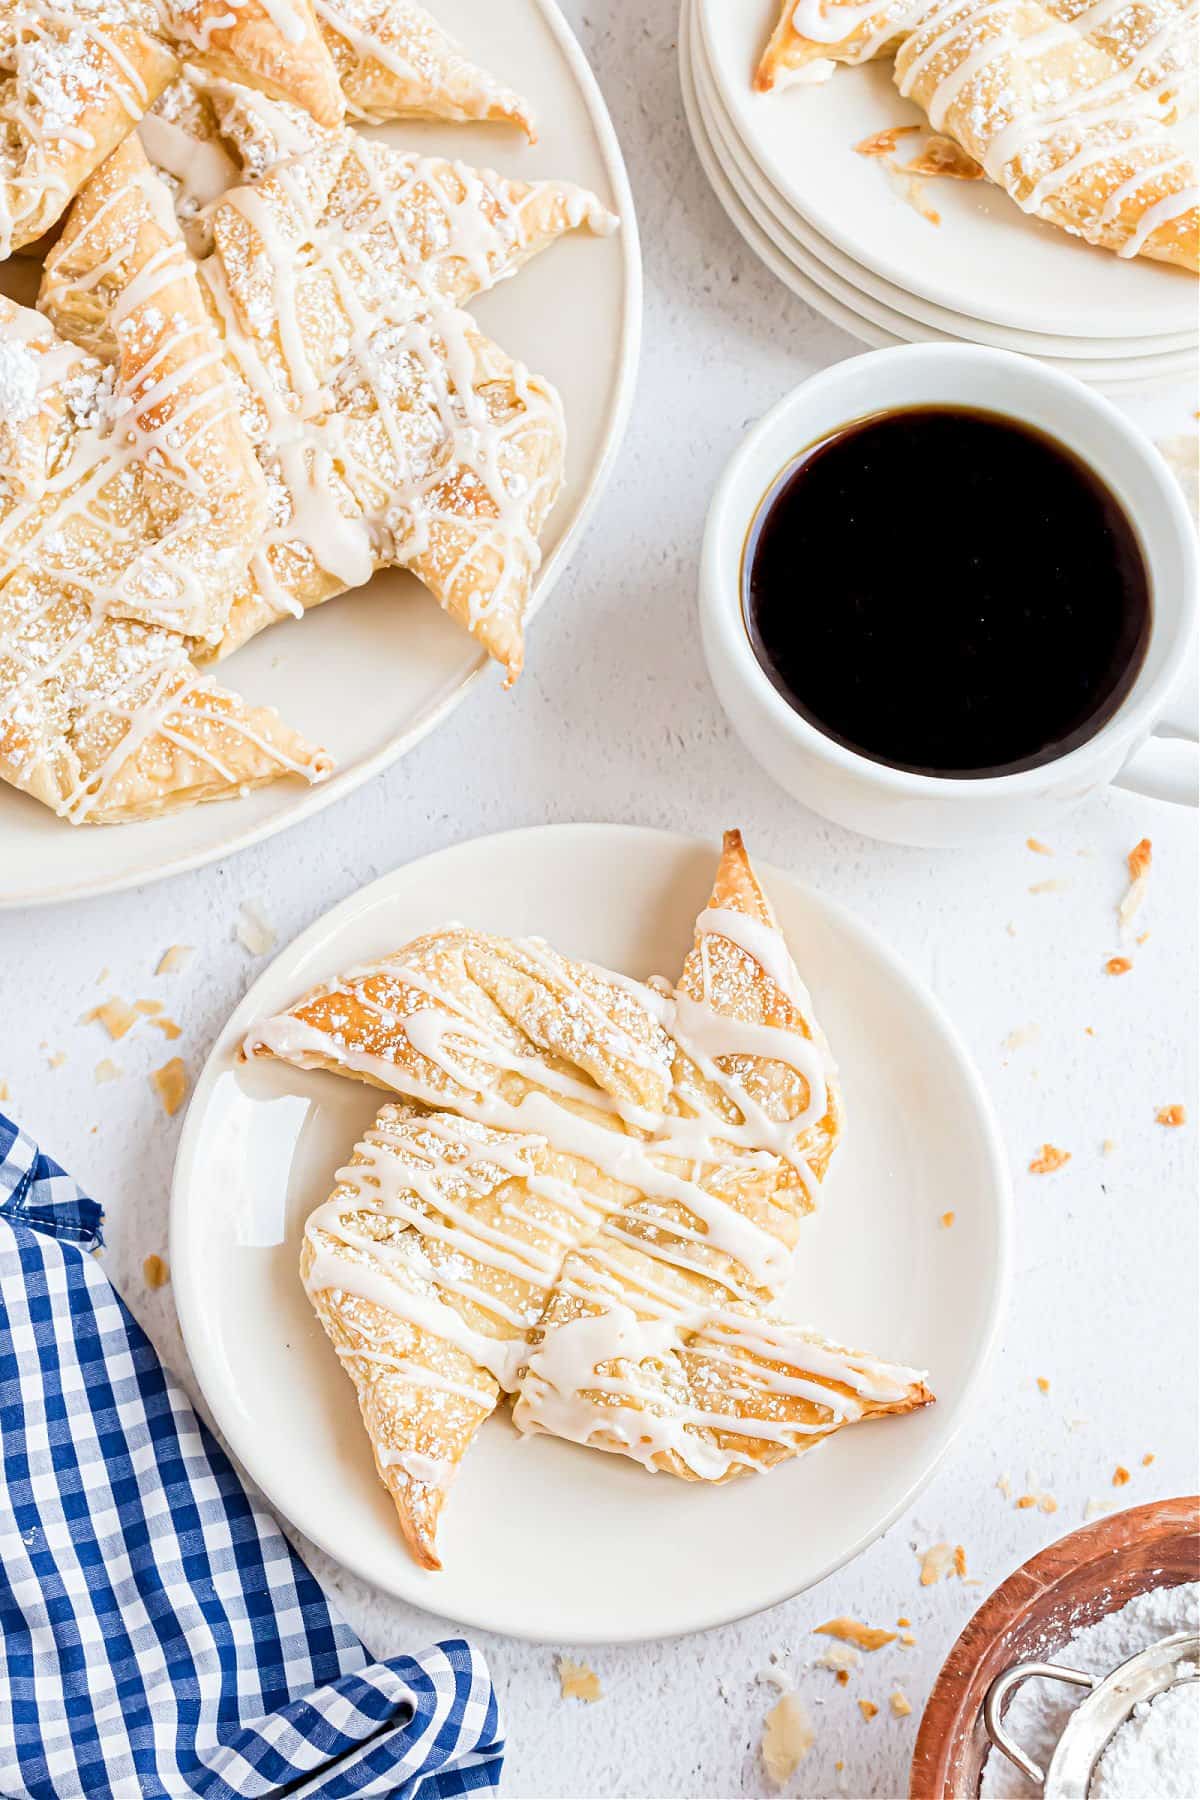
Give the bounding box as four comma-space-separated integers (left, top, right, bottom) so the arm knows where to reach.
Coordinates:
94, 1059, 121, 1085
896, 1617, 910, 1628
156, 944, 194, 976
135, 998, 163, 1016
1040, 1496, 1058, 1514
95, 966, 110, 985
1155, 1104, 1186, 1127
150, 1058, 188, 1118
1105, 956, 1133, 976
1026, 838, 1053, 855
902, 135, 981, 180
1118, 838, 1151, 930
46, 1050, 66, 1070
815, 1640, 862, 1677
0, 1080, 8, 1101
757, 1654, 798, 1695
1102, 1137, 1115, 1155
815, 1617, 897, 1651
1016, 1494, 1037, 1510
1136, 931, 1150, 946
1003, 1024, 1040, 1051
151, 1016, 182, 1040
854, 125, 920, 157
859, 1699, 878, 1722
1036, 1377, 1050, 1394
900, 1633, 916, 1647
236, 900, 277, 957
1085, 1495, 1117, 1521
997, 1473, 1012, 1498
918, 1542, 961, 1585
1113, 1464, 1131, 1487
836, 1668, 850, 1686
82, 998, 138, 1041
890, 1688, 912, 1718
557, 1657, 602, 1703
940, 1210, 955, 1228
1142, 1453, 1155, 1467
1029, 1144, 1070, 1175
1029, 878, 1070, 894
143, 1254, 169, 1290
760, 1692, 814, 1787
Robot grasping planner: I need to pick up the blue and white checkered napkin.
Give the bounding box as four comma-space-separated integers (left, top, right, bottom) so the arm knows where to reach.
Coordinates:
0, 1113, 504, 1800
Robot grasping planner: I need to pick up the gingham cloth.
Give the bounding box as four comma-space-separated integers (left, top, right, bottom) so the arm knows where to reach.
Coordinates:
0, 1113, 504, 1800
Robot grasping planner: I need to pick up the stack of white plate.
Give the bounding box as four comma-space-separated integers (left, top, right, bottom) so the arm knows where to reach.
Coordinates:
681, 0, 1198, 391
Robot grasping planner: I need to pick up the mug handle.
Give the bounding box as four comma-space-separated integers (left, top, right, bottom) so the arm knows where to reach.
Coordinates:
1112, 672, 1199, 808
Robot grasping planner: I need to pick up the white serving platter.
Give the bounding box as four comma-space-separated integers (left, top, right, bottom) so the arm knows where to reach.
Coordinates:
171, 824, 1011, 1643
0, 0, 640, 907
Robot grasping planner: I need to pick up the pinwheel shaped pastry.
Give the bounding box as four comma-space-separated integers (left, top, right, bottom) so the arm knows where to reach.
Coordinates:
117, 104, 613, 678
244, 832, 932, 1569
753, 0, 1199, 270
0, 0, 343, 259
0, 137, 329, 824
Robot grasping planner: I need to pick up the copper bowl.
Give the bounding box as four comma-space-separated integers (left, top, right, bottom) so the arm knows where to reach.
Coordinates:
910, 1494, 1199, 1798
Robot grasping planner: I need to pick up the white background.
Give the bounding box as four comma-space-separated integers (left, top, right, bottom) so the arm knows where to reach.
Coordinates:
1, 6, 1196, 1796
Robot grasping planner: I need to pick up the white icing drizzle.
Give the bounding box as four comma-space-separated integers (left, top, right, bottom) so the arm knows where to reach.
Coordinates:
252, 914, 834, 1296
161, 0, 308, 56
789, 0, 906, 43
776, 0, 1196, 114
513, 1301, 927, 1480
892, 0, 1200, 256
1118, 179, 1200, 251
258, 851, 929, 1512
312, 0, 533, 134
184, 133, 608, 669
0, 2, 164, 258
0, 147, 324, 821
251, 878, 896, 1501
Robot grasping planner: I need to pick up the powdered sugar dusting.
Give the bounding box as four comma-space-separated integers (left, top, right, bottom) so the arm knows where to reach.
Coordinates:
980, 1581, 1200, 1796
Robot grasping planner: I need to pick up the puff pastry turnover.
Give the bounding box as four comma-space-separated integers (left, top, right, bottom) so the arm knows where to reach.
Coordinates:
154, 122, 614, 679
894, 0, 1199, 267
244, 831, 931, 1568
314, 0, 534, 135
157, 0, 344, 127
0, 2, 179, 258
753, 0, 1199, 269
755, 0, 1198, 112
0, 0, 349, 260
0, 137, 328, 823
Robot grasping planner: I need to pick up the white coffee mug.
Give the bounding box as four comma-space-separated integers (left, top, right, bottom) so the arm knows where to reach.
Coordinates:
700, 346, 1198, 849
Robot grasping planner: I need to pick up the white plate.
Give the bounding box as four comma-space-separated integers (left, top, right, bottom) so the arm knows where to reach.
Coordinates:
0, 0, 640, 908
688, 11, 1199, 388
680, 10, 901, 349
171, 824, 1011, 1643
692, 4, 1198, 362
681, 6, 1189, 391
698, 0, 1198, 342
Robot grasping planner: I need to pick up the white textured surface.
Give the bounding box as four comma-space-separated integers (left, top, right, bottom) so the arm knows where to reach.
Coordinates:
1, 7, 1197, 1796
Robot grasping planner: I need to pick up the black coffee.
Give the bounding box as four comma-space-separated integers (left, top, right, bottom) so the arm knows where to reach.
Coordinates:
742, 406, 1151, 778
